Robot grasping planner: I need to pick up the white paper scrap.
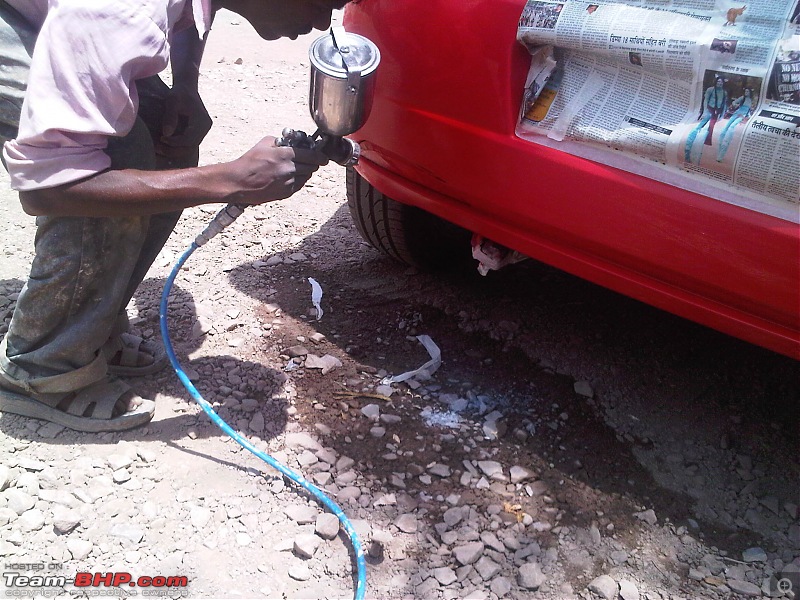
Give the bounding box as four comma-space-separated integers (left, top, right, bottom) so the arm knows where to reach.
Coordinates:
547, 72, 604, 142
308, 277, 323, 321
382, 335, 442, 384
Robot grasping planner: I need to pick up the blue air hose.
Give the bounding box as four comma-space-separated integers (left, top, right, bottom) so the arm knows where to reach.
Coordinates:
158, 204, 367, 600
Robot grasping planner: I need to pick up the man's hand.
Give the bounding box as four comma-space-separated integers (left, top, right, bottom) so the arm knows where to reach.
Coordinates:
224, 136, 330, 205
156, 82, 213, 159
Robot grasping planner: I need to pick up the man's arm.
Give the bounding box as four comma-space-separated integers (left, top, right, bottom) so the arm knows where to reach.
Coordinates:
171, 23, 206, 87
18, 139, 328, 217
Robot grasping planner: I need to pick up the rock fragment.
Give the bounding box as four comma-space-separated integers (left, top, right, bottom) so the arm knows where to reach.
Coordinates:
474, 556, 501, 580
477, 461, 504, 480
304, 353, 342, 374
433, 567, 457, 585
0, 465, 11, 491
490, 576, 512, 597
727, 579, 761, 597
634, 509, 657, 525
619, 579, 639, 600
518, 562, 546, 590
17, 508, 45, 532
288, 562, 311, 581
742, 547, 767, 562
315, 512, 340, 540
509, 465, 535, 483
453, 542, 484, 565
52, 505, 81, 534
587, 574, 619, 600
190, 506, 212, 528
6, 489, 35, 515
109, 523, 144, 544
285, 504, 317, 525
294, 533, 321, 558
394, 513, 418, 533
67, 538, 93, 560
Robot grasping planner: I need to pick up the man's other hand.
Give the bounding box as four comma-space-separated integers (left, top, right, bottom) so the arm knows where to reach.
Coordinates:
157, 82, 213, 159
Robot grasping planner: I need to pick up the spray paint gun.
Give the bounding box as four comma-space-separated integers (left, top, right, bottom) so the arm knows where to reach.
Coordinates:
195, 27, 380, 247
277, 27, 380, 165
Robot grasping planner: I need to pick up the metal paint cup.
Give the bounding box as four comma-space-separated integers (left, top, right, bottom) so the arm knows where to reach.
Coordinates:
309, 27, 380, 136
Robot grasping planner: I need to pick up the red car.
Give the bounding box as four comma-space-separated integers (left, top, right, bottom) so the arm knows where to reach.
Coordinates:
342, 1, 800, 359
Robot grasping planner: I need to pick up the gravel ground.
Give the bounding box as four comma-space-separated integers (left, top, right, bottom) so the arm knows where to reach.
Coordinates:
1, 10, 799, 600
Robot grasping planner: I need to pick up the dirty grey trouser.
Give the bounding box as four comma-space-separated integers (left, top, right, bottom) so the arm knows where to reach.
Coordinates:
0, 3, 195, 394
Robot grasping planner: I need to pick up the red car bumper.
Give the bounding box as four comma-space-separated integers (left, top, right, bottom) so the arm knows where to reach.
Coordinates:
344, 0, 800, 359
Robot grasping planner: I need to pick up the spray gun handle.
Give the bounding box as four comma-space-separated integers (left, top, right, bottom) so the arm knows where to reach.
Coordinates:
277, 126, 360, 165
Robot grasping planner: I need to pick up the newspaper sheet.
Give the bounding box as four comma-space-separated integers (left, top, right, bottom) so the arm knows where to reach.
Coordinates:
516, 0, 800, 222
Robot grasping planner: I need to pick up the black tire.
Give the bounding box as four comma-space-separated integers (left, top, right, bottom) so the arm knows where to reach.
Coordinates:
346, 167, 472, 269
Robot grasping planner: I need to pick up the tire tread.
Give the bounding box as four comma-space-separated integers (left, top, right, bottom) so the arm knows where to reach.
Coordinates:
346, 167, 471, 269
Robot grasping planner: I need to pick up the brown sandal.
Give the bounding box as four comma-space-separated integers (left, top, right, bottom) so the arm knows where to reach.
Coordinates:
0, 375, 155, 432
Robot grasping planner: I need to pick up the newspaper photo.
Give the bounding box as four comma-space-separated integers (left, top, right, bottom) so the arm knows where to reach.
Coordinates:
516, 0, 800, 222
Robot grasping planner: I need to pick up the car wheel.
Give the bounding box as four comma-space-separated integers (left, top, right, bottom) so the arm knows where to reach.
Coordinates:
346, 167, 472, 269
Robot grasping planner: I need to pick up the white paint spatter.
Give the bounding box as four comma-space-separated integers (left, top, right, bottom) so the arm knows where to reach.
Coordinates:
420, 407, 461, 429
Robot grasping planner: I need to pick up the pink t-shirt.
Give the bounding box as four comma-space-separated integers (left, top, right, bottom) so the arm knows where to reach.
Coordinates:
3, 0, 213, 191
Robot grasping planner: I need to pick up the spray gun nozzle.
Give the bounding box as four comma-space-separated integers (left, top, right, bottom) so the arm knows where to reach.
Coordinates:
316, 134, 360, 167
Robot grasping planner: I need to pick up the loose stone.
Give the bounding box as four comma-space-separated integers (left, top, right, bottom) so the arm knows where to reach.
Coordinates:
474, 556, 501, 580
394, 513, 418, 533
429, 463, 451, 477
727, 579, 761, 597
294, 533, 321, 558
361, 404, 380, 420
477, 461, 504, 480
6, 489, 35, 515
742, 547, 768, 562
433, 567, 457, 585
285, 504, 317, 524
634, 509, 657, 526
66, 539, 93, 560
587, 574, 619, 600
109, 523, 145, 544
288, 563, 312, 581
17, 508, 45, 532
619, 579, 639, 600
315, 512, 340, 540
518, 562, 546, 590
190, 507, 212, 528
452, 542, 484, 565
509, 465, 535, 483
52, 506, 81, 534
574, 381, 594, 397
0, 465, 11, 491
490, 576, 512, 597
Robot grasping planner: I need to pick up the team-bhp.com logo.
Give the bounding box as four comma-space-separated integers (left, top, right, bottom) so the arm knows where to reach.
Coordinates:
4, 569, 189, 597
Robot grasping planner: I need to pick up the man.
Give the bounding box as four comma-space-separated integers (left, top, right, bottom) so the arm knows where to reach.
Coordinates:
0, 0, 348, 432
